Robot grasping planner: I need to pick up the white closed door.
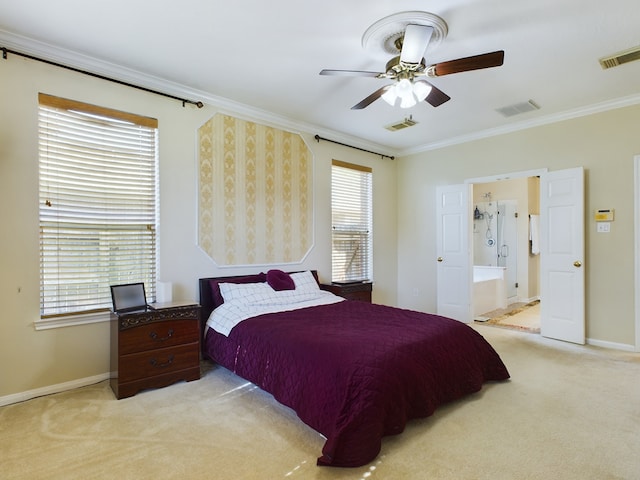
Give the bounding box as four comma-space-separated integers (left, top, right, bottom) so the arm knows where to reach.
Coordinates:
436, 184, 472, 323
540, 167, 585, 344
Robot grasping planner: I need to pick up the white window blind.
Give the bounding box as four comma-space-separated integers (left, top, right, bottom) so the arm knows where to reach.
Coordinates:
331, 160, 372, 282
38, 93, 158, 319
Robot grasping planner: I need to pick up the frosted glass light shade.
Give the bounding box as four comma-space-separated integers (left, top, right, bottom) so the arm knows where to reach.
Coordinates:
396, 79, 416, 108
400, 94, 417, 108
381, 86, 398, 106
413, 81, 432, 102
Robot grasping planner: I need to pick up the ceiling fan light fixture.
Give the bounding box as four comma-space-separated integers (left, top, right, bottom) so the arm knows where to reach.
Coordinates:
383, 79, 431, 108
396, 78, 416, 108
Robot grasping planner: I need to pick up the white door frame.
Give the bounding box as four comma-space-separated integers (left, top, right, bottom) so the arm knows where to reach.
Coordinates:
466, 168, 548, 186
633, 155, 640, 352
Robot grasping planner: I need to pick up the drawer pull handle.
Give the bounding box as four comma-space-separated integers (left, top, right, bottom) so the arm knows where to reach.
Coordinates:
149, 329, 174, 342
149, 355, 175, 368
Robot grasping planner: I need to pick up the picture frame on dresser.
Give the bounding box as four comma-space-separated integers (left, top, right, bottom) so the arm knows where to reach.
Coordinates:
110, 282, 149, 313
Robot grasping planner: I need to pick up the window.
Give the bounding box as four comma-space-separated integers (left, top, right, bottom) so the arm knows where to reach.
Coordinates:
331, 160, 372, 282
38, 93, 158, 324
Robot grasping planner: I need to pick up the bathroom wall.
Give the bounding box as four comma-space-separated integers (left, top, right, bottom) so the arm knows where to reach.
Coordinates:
473, 177, 539, 303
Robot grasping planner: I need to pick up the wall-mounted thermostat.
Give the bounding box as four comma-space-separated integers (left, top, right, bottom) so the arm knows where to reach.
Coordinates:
594, 209, 614, 222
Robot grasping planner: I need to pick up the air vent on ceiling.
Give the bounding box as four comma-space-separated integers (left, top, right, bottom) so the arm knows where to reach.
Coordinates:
385, 116, 418, 131
599, 45, 640, 69
495, 100, 540, 118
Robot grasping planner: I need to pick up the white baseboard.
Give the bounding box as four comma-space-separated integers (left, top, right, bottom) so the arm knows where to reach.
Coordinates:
586, 338, 637, 352
0, 373, 110, 407
508, 295, 540, 306
0, 335, 634, 408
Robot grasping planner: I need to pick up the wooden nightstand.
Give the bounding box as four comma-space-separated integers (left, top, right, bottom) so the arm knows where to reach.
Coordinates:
320, 282, 372, 303
110, 302, 201, 399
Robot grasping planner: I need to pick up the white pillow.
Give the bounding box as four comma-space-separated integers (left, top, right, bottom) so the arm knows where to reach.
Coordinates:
290, 270, 320, 292
219, 281, 273, 304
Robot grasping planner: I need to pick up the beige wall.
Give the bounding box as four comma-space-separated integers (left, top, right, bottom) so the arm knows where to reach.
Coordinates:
0, 56, 397, 400
396, 104, 640, 347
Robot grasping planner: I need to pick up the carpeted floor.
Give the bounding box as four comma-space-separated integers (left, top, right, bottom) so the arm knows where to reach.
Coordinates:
2, 325, 639, 479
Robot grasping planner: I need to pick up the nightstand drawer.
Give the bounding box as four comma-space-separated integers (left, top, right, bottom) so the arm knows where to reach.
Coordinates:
118, 343, 199, 383
118, 319, 199, 355
320, 282, 372, 303
340, 289, 371, 302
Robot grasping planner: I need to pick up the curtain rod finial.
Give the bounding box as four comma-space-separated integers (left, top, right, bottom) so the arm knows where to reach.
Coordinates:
182, 100, 204, 108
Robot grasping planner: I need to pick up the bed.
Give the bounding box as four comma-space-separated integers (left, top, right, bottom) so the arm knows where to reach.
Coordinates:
199, 270, 509, 468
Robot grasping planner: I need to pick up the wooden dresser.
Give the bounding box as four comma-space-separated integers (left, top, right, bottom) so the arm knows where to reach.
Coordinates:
320, 282, 373, 303
110, 302, 201, 399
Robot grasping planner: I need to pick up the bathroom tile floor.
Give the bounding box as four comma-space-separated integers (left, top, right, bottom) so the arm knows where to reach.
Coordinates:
476, 301, 541, 333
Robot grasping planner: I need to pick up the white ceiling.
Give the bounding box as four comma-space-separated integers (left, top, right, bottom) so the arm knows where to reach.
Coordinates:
1, 0, 639, 156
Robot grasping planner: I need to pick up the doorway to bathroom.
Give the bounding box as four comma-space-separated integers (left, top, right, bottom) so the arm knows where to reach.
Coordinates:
471, 176, 541, 332
436, 167, 584, 343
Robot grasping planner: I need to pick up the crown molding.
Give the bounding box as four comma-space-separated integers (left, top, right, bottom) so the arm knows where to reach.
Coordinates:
399, 92, 640, 156
8, 28, 634, 160
0, 29, 396, 159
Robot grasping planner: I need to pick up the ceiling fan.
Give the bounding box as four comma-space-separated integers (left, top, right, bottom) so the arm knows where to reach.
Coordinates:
320, 17, 504, 110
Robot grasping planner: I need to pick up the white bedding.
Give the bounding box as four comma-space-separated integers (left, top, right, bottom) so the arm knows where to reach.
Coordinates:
206, 272, 344, 336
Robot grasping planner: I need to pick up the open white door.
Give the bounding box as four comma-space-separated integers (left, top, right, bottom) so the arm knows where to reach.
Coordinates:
540, 167, 585, 344
436, 184, 472, 323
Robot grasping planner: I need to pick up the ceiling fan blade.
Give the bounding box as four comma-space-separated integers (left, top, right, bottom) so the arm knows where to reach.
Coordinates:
351, 85, 391, 110
400, 24, 434, 65
430, 50, 505, 76
320, 69, 382, 77
424, 83, 451, 107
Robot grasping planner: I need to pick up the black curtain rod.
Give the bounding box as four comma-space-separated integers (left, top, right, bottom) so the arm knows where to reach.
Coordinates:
1, 47, 204, 108
314, 134, 394, 160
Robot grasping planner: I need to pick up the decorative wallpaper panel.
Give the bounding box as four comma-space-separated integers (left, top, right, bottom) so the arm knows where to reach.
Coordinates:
198, 114, 313, 265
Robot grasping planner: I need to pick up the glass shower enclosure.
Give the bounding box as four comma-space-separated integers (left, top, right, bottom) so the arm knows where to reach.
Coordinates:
473, 200, 518, 301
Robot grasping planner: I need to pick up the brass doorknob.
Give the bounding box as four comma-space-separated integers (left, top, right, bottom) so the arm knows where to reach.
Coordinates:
437, 257, 443, 262
573, 260, 582, 268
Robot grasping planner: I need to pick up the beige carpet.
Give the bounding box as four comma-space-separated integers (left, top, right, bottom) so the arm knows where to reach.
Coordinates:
2, 325, 639, 479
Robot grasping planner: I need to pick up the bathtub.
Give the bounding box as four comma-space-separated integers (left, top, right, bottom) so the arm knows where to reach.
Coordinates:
473, 266, 507, 317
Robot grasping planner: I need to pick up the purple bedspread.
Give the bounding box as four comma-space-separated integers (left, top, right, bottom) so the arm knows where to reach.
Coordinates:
204, 301, 509, 467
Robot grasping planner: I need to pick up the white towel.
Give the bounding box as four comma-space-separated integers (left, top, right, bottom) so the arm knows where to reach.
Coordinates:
529, 215, 540, 255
